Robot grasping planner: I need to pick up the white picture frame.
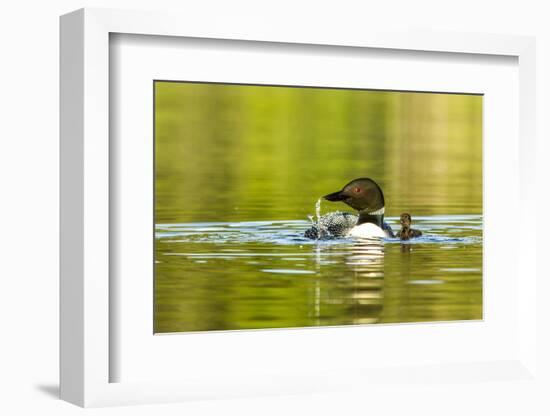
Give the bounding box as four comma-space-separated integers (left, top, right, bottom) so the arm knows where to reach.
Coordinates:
60, 7, 538, 408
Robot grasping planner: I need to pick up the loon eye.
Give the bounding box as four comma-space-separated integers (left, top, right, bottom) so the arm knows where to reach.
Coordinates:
353, 187, 361, 193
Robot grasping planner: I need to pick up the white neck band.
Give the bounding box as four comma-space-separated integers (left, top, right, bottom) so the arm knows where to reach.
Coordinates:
364, 206, 385, 216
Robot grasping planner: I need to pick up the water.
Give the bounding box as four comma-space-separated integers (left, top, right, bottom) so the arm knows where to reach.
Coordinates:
155, 214, 482, 333
154, 82, 483, 333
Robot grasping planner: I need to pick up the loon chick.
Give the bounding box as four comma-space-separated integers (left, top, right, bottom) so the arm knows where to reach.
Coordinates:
304, 177, 395, 239
397, 213, 422, 240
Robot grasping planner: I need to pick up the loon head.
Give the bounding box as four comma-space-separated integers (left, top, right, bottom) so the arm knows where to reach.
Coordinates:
323, 178, 385, 214
400, 213, 412, 227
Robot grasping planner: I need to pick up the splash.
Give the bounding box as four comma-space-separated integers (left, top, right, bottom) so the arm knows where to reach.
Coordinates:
315, 198, 321, 222
306, 198, 327, 239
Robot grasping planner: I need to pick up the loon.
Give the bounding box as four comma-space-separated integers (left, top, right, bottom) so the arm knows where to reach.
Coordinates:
304, 178, 395, 239
397, 213, 422, 240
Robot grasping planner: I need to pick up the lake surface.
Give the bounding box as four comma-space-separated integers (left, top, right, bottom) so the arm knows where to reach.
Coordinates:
155, 214, 482, 333
154, 82, 482, 333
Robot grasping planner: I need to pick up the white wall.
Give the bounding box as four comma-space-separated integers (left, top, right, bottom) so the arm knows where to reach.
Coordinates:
1, 1, 548, 414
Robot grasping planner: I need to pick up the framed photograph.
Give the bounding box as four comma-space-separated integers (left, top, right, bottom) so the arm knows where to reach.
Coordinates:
60, 8, 538, 407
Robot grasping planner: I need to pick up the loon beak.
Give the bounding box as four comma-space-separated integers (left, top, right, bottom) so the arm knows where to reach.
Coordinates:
323, 190, 346, 201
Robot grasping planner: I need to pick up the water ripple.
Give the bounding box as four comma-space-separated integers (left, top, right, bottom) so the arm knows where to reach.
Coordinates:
156, 214, 482, 246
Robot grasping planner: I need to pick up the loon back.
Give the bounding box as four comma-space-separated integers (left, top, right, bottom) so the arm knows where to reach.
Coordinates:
304, 211, 358, 239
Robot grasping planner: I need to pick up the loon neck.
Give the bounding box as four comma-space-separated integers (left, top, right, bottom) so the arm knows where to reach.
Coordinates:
357, 207, 385, 227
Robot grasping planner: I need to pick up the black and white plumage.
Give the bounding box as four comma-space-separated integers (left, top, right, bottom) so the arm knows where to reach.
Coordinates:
304, 211, 396, 239
304, 211, 359, 239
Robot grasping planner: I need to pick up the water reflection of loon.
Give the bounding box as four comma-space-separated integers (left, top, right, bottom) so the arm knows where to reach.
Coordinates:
312, 239, 385, 325
345, 240, 385, 324
304, 178, 395, 239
